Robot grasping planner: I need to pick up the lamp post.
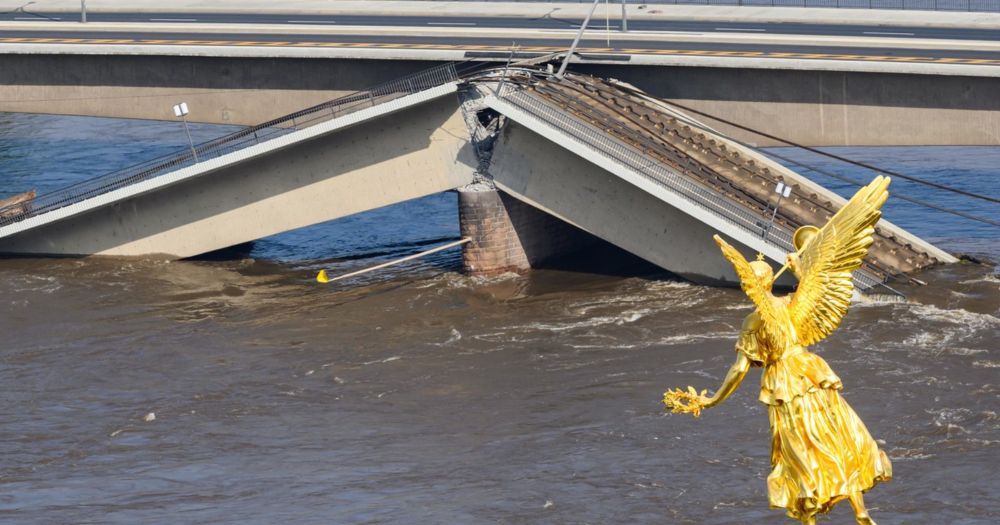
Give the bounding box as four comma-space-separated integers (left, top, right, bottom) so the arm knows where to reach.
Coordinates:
621, 0, 628, 33
80, 0, 86, 23
172, 102, 199, 162
762, 180, 792, 241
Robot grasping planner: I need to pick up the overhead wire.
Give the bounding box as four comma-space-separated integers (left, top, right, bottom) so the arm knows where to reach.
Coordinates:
659, 99, 1000, 206
612, 85, 1000, 228
762, 148, 1000, 228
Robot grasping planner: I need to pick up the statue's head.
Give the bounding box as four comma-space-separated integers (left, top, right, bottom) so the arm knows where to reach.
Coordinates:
750, 254, 774, 290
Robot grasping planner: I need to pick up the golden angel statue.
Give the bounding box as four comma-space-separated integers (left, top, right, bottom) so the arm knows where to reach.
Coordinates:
664, 176, 894, 525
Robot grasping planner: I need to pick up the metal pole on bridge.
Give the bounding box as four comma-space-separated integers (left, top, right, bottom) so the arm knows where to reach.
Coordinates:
762, 181, 792, 242
557, 0, 603, 78
621, 0, 628, 32
80, 0, 86, 23
173, 103, 199, 163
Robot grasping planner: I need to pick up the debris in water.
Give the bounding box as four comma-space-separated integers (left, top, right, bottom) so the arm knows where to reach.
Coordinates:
143, 412, 156, 422
110, 429, 124, 437
543, 500, 554, 509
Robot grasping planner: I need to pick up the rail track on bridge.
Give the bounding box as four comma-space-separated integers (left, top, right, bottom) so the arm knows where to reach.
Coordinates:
497, 70, 938, 283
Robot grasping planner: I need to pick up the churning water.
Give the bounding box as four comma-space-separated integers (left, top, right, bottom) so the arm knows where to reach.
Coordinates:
1, 113, 998, 524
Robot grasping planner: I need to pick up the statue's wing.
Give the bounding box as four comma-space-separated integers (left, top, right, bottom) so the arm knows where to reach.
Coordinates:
789, 176, 890, 347
713, 234, 788, 350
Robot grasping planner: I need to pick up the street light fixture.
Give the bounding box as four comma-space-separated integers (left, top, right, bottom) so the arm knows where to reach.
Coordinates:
172, 102, 199, 162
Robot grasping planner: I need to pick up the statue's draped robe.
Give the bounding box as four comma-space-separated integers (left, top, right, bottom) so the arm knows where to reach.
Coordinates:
736, 311, 892, 520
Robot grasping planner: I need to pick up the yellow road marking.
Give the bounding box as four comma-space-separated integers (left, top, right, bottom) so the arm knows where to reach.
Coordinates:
0, 37, 995, 66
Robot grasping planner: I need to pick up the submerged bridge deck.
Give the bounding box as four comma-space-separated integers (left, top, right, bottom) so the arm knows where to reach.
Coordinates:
0, 61, 955, 290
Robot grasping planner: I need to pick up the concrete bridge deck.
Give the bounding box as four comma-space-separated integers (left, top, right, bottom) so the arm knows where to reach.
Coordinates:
0, 64, 477, 258
0, 61, 956, 290
477, 69, 952, 290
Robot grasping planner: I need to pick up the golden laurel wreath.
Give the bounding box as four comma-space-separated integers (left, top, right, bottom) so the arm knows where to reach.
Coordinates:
663, 386, 709, 418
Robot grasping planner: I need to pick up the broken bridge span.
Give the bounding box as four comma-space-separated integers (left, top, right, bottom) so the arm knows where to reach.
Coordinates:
0, 61, 956, 292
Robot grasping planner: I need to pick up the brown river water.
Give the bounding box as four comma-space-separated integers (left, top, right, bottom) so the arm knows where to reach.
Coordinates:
1, 114, 999, 523
1, 257, 998, 524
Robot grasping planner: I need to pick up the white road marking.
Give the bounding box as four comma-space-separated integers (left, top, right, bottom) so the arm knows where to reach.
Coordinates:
150, 18, 198, 22
287, 20, 336, 24
863, 31, 915, 36
715, 27, 766, 32
428, 22, 476, 26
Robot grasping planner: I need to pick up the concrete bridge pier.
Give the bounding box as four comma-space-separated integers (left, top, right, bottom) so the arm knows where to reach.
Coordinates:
457, 186, 606, 277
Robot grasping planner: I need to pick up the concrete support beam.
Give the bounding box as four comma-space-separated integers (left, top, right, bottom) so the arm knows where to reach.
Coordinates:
487, 120, 759, 285
582, 65, 1000, 147
0, 55, 436, 125
0, 94, 476, 258
2, 53, 998, 146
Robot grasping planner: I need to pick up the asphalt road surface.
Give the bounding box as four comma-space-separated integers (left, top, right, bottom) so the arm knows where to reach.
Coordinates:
1, 11, 999, 41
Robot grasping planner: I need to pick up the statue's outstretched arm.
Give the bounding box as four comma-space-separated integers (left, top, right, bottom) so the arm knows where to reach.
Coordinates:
664, 313, 757, 416
704, 352, 750, 409
663, 351, 751, 416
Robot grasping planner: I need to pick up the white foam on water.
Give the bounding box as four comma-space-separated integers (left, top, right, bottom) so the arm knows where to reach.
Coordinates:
654, 333, 732, 346
515, 308, 655, 333
889, 451, 936, 462
362, 356, 402, 366
944, 347, 988, 356
959, 273, 1000, 286
720, 303, 754, 311
566, 342, 640, 350
431, 328, 462, 347
888, 303, 1000, 355
973, 360, 1000, 368
908, 303, 1000, 326
9, 274, 62, 294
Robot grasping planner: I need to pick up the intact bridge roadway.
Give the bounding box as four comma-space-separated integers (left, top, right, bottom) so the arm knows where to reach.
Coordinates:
1, 3, 998, 146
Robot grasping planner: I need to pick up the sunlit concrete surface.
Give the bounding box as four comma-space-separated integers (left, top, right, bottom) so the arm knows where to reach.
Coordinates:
0, 87, 476, 258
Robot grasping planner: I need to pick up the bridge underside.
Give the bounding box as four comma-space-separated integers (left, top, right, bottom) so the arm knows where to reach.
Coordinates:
489, 121, 755, 285
0, 94, 476, 258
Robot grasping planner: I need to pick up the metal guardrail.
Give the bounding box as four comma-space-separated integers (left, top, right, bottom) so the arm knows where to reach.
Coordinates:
471, 0, 1000, 13
0, 62, 462, 228
494, 84, 884, 290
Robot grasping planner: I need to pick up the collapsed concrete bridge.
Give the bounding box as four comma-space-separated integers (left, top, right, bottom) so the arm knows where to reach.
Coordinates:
0, 62, 956, 291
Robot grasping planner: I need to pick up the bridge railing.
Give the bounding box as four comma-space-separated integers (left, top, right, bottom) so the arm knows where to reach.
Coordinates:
0, 63, 461, 229
493, 83, 884, 290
